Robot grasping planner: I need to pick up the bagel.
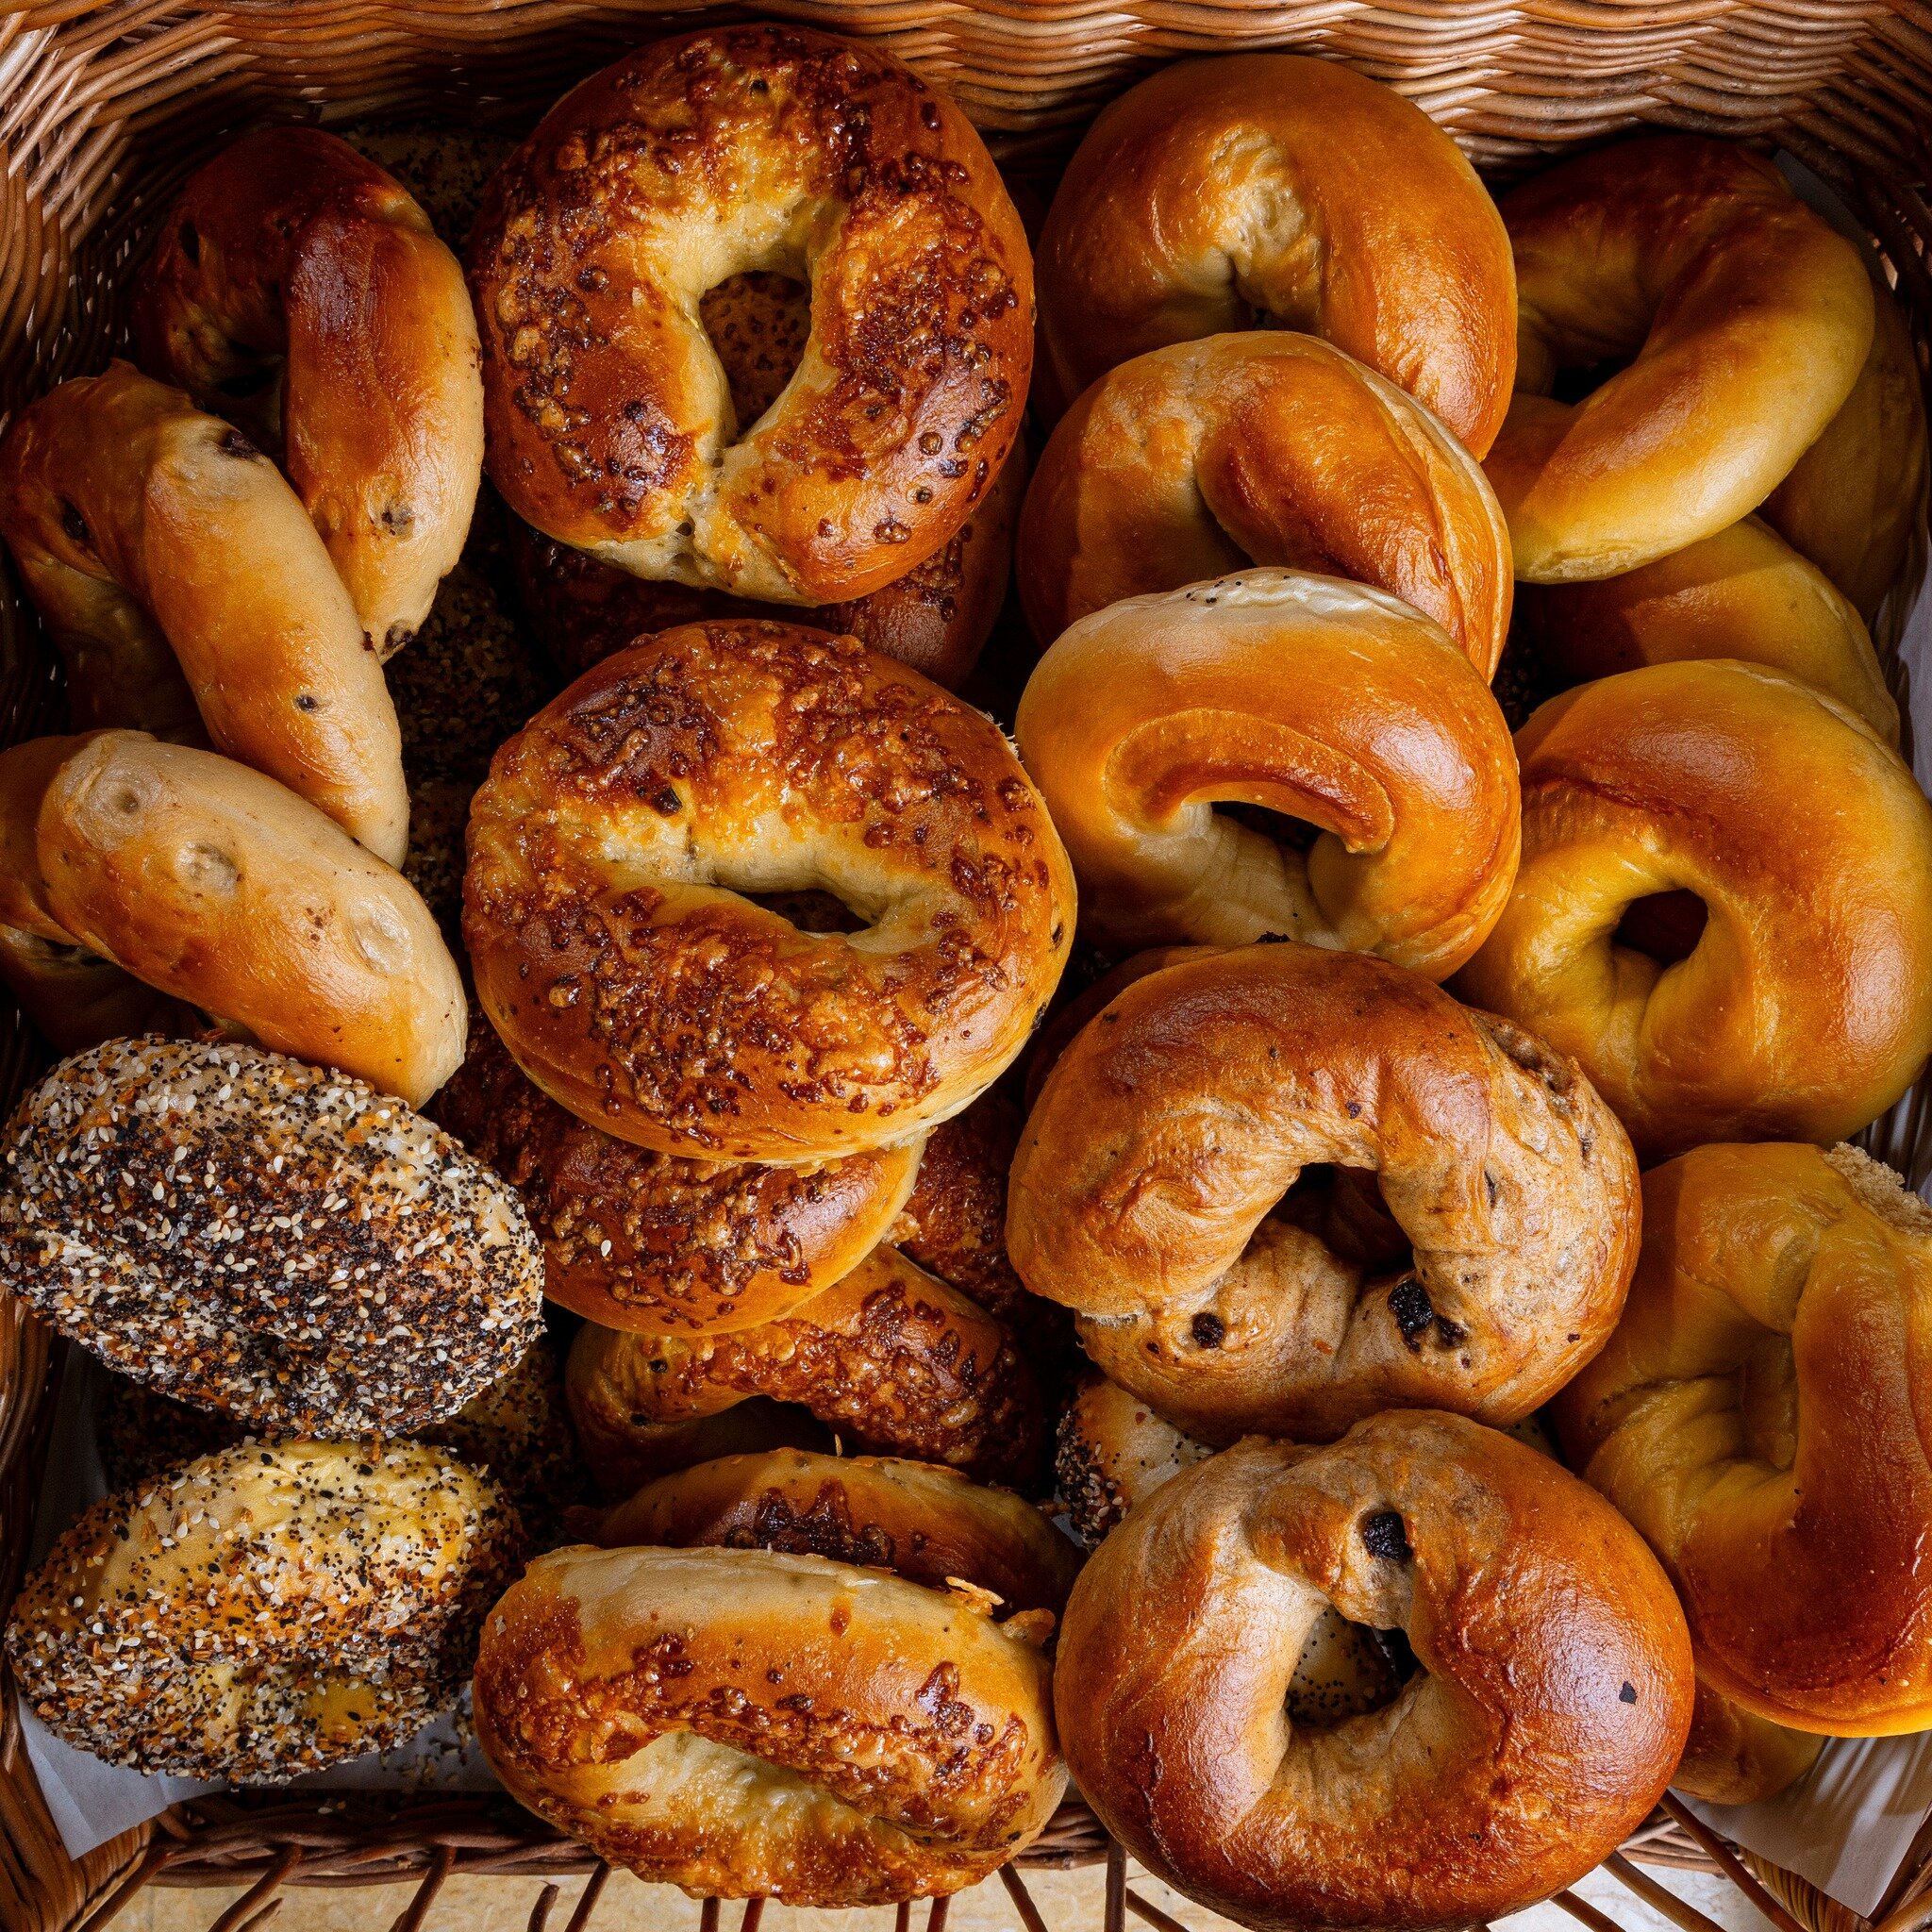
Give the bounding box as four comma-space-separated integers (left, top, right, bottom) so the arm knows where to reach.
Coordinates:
464, 622, 1074, 1160
1678, 1681, 1823, 1807
6, 1440, 523, 1781
1033, 55, 1515, 453
566, 1243, 1044, 1495
590, 1449, 1078, 1617
1455, 660, 1932, 1160
1008, 943, 1638, 1443
0, 363, 409, 862
1488, 138, 1874, 582
1017, 334, 1512, 669
1516, 516, 1897, 742
16, 731, 463, 1106
1055, 1370, 1212, 1545
135, 128, 483, 656
473, 1541, 1065, 1903
1055, 1417, 1693, 1931
0, 1037, 544, 1436
434, 1018, 921, 1333
1555, 1141, 1932, 1739
469, 25, 1032, 606
1023, 945, 1213, 1113
1015, 573, 1519, 973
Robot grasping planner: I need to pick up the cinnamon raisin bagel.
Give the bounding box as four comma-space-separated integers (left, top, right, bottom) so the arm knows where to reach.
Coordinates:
1488, 138, 1875, 582
1017, 335, 1512, 668
1056, 1417, 1693, 1931
1023, 945, 1214, 1113
566, 1244, 1044, 1494
1015, 573, 1519, 973
1555, 1141, 1932, 1739
465, 623, 1074, 1160
7, 1440, 522, 1781
134, 129, 482, 656
591, 1449, 1078, 1617
1008, 943, 1638, 1443
473, 1541, 1065, 1903
1034, 55, 1514, 453
1455, 660, 1932, 1160
15, 731, 463, 1105
435, 1019, 921, 1333
1516, 516, 1897, 742
0, 363, 408, 861
469, 26, 1031, 606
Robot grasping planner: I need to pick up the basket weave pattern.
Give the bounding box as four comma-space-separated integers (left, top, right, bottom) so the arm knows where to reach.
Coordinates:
2, 3, 1932, 1928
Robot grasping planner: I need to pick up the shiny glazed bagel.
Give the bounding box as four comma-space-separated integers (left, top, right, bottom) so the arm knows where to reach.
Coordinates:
565, 1243, 1045, 1493
1015, 574, 1520, 973
469, 25, 1032, 605
6, 1441, 523, 1781
134, 129, 482, 655
1488, 138, 1875, 581
591, 1449, 1079, 1616
435, 1019, 921, 1334
1055, 1418, 1693, 1931
1517, 516, 1897, 741
1455, 660, 1932, 1160
1008, 943, 1638, 1443
1556, 1142, 1932, 1739
1017, 334, 1512, 669
465, 623, 1074, 1160
473, 1542, 1066, 1902
1033, 55, 1515, 453
23, 732, 463, 1106
0, 363, 408, 861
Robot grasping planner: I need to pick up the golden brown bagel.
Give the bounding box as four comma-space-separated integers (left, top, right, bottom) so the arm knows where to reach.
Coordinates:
473, 1541, 1065, 1902
1677, 1681, 1823, 1807
508, 447, 1024, 693
1763, 288, 1928, 625
135, 128, 482, 656
6, 1440, 523, 1782
435, 1018, 921, 1333
1455, 660, 1932, 1160
1518, 516, 1897, 741
1023, 945, 1216, 1114
469, 26, 1031, 606
1034, 55, 1515, 453
26, 732, 463, 1106
1555, 1141, 1932, 1740
1008, 943, 1638, 1443
566, 1244, 1045, 1494
591, 1449, 1078, 1616
1056, 1417, 1693, 1932
1018, 334, 1512, 668
0, 363, 409, 862
1489, 138, 1874, 582
465, 622, 1074, 1160
1016, 573, 1520, 973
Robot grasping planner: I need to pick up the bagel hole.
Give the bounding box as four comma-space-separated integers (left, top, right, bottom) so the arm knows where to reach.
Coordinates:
1270, 1166, 1411, 1275
1549, 354, 1633, 406
1613, 890, 1707, 967
741, 887, 869, 935
700, 271, 811, 431
1217, 801, 1323, 855
1285, 1607, 1417, 1730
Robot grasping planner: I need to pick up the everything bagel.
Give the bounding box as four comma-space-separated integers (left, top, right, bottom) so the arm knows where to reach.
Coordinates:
1015, 573, 1519, 972
464, 622, 1074, 1160
469, 26, 1032, 605
1008, 943, 1638, 1443
1016, 333, 1511, 668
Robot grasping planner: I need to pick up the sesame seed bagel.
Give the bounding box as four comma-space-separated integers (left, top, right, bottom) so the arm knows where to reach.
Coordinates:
468, 25, 1031, 608
1008, 943, 1639, 1444
472, 1542, 1066, 1903
6, 1440, 523, 1782
1055, 1417, 1693, 1931
1055, 1369, 1213, 1546
566, 1243, 1045, 1494
435, 1018, 921, 1334
135, 128, 483, 657
591, 1448, 1079, 1617
464, 622, 1074, 1161
0, 1039, 544, 1436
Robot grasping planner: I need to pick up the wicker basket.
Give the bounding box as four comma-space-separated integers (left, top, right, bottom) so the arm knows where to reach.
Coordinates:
3, 3, 1932, 1928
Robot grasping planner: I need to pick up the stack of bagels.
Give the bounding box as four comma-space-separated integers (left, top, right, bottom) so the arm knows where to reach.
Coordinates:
1, 21, 1929, 1928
